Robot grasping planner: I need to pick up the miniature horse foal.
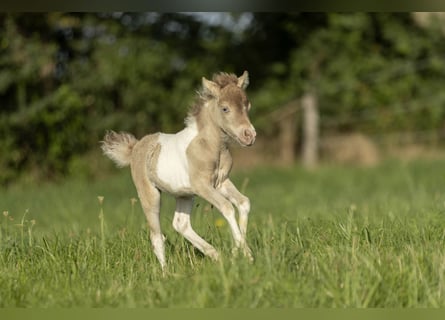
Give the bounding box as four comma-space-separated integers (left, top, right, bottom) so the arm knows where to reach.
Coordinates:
101, 71, 256, 269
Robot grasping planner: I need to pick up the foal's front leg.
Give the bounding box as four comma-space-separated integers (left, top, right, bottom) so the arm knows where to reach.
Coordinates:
218, 179, 251, 239
194, 184, 252, 260
218, 180, 253, 260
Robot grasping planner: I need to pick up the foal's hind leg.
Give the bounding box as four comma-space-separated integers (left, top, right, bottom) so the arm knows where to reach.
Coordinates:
172, 197, 219, 261
130, 165, 165, 269
135, 181, 164, 269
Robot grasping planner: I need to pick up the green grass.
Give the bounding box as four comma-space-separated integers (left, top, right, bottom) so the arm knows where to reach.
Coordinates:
1, 159, 445, 307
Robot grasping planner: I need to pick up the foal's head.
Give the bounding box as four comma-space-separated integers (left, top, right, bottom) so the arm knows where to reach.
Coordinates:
200, 71, 256, 147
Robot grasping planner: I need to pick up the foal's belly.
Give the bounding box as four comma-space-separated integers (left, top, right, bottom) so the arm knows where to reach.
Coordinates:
155, 159, 193, 196
153, 127, 197, 196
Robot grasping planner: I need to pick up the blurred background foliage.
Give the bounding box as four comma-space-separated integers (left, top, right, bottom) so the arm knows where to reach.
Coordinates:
1, 12, 445, 185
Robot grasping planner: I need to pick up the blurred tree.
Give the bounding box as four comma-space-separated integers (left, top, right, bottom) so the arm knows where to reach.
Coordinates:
250, 13, 445, 135
1, 12, 444, 185
0, 12, 243, 184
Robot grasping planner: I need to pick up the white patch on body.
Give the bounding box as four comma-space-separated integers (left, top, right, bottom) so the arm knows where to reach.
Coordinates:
155, 120, 198, 195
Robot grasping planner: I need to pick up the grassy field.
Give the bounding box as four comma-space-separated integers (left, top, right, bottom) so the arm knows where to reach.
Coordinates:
1, 158, 445, 307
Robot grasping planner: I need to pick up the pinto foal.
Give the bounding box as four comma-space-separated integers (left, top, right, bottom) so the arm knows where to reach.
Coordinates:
101, 71, 256, 269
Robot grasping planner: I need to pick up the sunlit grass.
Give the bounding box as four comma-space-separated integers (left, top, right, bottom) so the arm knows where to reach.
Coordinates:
1, 159, 445, 307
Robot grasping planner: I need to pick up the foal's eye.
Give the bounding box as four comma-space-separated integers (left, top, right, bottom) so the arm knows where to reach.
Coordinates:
221, 106, 230, 113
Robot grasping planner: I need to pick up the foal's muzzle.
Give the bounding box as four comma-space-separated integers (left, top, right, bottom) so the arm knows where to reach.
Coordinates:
240, 126, 256, 146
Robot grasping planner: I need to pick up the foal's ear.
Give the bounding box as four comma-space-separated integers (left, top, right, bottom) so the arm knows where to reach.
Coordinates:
237, 70, 249, 90
202, 77, 221, 97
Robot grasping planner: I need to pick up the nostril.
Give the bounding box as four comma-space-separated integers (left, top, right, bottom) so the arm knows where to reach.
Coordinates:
243, 129, 252, 139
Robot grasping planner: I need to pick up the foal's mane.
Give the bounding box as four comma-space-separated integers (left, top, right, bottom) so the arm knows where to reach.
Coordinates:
187, 72, 239, 121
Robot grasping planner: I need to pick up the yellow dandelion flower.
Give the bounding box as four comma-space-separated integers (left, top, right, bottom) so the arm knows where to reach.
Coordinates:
215, 218, 225, 228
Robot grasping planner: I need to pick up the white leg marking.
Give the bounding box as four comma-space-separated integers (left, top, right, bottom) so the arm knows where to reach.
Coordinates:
238, 197, 250, 238
150, 231, 166, 269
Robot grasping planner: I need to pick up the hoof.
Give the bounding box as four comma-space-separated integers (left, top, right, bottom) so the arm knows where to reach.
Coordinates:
232, 245, 254, 262
208, 250, 220, 261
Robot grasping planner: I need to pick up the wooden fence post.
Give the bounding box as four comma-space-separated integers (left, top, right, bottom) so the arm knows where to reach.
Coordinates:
301, 91, 319, 169
278, 102, 298, 165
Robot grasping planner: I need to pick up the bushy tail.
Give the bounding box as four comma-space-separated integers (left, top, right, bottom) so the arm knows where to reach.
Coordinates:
101, 130, 138, 167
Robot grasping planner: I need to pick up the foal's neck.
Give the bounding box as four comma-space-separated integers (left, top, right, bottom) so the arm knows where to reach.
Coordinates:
186, 108, 228, 153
